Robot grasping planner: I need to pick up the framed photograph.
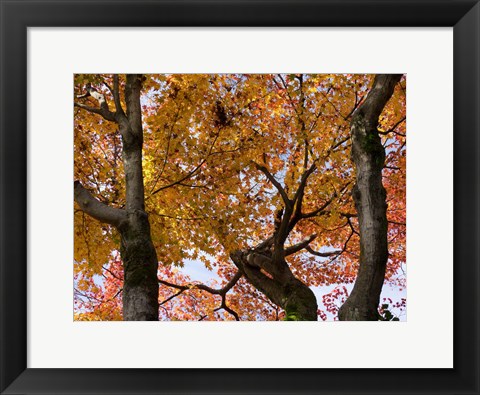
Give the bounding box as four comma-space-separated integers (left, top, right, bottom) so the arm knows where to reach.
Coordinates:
1, 0, 478, 394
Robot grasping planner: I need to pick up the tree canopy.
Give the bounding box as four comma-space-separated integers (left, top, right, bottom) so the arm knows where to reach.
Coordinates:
74, 74, 406, 321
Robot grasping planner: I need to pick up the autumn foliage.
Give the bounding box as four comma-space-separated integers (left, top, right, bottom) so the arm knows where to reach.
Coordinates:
74, 74, 406, 321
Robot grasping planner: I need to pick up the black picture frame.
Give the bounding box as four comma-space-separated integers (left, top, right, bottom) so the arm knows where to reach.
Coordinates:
1, 1, 479, 394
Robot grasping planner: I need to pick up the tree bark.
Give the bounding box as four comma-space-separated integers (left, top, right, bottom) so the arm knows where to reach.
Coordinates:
230, 240, 318, 321
117, 75, 159, 321
75, 74, 159, 320
338, 74, 402, 321
119, 209, 159, 321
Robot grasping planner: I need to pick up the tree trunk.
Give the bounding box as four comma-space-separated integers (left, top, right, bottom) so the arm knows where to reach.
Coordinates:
231, 247, 318, 321
120, 211, 159, 321
75, 74, 159, 321
118, 75, 159, 320
338, 74, 402, 321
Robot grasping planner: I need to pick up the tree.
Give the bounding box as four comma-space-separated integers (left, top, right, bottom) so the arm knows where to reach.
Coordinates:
75, 75, 159, 321
338, 74, 403, 320
74, 74, 406, 321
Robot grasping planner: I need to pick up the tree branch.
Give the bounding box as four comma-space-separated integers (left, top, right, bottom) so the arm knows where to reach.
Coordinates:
320, 89, 348, 121
291, 162, 317, 223
275, 74, 301, 118
159, 271, 242, 321
252, 161, 292, 208
74, 83, 116, 122
74, 181, 127, 227
345, 89, 362, 120
159, 270, 242, 296
159, 289, 185, 306
285, 234, 317, 256
301, 192, 337, 219
215, 299, 240, 321
74, 102, 108, 118
306, 246, 341, 258
388, 220, 406, 226
150, 133, 219, 196
158, 279, 188, 291
301, 183, 351, 220
331, 135, 350, 151
112, 74, 125, 116
379, 116, 406, 137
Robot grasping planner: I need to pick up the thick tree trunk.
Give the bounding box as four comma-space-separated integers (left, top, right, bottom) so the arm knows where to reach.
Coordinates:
231, 248, 318, 321
118, 75, 159, 320
338, 74, 402, 321
118, 74, 158, 321
75, 74, 159, 321
120, 211, 159, 321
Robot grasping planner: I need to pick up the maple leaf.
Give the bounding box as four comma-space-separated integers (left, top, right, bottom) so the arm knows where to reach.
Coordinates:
74, 74, 406, 321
